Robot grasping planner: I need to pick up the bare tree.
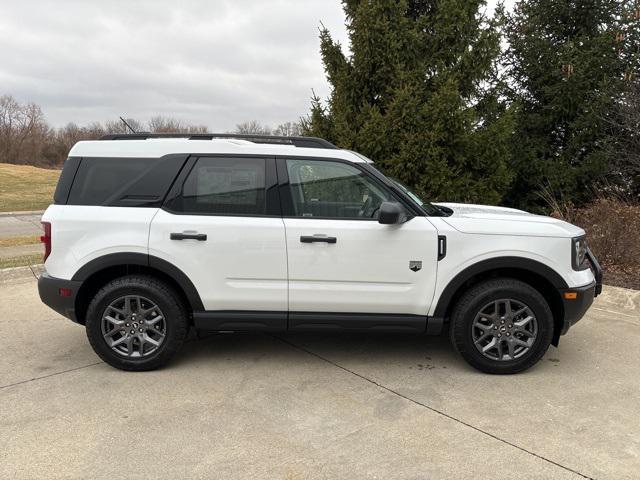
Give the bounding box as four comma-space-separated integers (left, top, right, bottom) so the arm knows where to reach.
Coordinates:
0, 95, 214, 167
104, 118, 145, 134
147, 115, 207, 134
272, 121, 301, 137
234, 120, 271, 135
0, 95, 49, 165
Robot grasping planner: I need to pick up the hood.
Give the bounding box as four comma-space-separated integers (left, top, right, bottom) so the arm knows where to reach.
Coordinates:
434, 202, 585, 238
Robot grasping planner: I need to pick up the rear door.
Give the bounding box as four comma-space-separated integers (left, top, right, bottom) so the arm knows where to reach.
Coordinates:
149, 155, 287, 326
278, 156, 439, 331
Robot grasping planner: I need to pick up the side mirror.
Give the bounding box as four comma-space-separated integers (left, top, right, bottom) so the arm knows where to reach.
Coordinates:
378, 202, 406, 225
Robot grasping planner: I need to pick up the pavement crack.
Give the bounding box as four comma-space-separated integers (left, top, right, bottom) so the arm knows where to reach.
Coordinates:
272, 335, 595, 480
28, 264, 39, 280
0, 362, 104, 391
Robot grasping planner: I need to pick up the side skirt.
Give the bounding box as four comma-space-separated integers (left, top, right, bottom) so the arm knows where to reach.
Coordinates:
193, 311, 445, 335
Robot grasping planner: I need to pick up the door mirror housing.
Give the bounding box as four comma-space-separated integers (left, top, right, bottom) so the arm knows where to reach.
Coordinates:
378, 202, 407, 225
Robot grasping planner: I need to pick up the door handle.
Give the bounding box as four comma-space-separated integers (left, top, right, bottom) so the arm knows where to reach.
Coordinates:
300, 235, 337, 244
170, 232, 207, 241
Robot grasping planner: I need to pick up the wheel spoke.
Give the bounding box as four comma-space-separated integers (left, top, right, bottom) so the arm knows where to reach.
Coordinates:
143, 334, 160, 347
513, 337, 532, 348
513, 306, 528, 318
104, 315, 123, 326
104, 328, 123, 339
123, 297, 133, 315
146, 315, 164, 326
137, 337, 146, 356
135, 296, 144, 314
109, 335, 128, 348
125, 337, 134, 355
107, 305, 126, 316
482, 337, 497, 353
506, 339, 515, 359
474, 331, 493, 344
514, 315, 533, 329
140, 305, 158, 316
515, 328, 535, 338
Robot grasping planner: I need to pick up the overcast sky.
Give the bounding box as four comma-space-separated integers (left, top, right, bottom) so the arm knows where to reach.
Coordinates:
0, 0, 505, 131
0, 0, 349, 130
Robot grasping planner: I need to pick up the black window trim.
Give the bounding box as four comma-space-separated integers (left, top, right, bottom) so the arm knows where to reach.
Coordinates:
162, 154, 281, 218
275, 155, 425, 221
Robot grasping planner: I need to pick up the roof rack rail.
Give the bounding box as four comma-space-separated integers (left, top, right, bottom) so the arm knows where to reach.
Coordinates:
98, 133, 337, 149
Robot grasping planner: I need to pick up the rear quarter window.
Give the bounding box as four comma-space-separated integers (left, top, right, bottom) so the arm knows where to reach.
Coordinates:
66, 155, 187, 207
53, 156, 81, 204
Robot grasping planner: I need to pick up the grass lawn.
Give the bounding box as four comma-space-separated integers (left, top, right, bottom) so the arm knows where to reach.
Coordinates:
0, 253, 42, 269
0, 235, 40, 247
0, 163, 60, 212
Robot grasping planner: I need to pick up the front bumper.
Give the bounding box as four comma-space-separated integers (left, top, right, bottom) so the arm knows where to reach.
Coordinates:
38, 273, 83, 323
586, 247, 603, 296
559, 281, 596, 336
558, 247, 603, 337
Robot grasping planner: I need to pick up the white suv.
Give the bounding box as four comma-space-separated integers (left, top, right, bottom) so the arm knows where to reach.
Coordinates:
38, 133, 602, 373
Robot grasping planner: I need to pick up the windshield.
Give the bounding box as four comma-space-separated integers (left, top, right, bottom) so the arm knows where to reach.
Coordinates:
358, 162, 445, 216
390, 178, 444, 216
391, 178, 424, 206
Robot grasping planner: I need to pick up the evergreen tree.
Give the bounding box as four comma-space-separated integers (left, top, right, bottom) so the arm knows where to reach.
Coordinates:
303, 0, 513, 205
504, 0, 634, 209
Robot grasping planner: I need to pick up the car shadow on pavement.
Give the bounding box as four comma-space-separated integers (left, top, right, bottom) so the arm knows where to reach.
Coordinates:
170, 330, 466, 372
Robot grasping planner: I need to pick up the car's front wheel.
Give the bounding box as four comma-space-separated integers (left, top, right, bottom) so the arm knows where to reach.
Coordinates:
85, 275, 188, 371
450, 278, 554, 374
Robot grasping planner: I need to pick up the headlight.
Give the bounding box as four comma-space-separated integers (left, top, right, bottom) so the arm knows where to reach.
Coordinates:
572, 236, 588, 270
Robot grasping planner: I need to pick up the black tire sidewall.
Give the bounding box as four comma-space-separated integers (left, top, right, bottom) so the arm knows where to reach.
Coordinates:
451, 279, 554, 374
85, 276, 187, 371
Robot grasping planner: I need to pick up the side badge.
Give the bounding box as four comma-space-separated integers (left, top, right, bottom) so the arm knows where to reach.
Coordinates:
409, 261, 422, 272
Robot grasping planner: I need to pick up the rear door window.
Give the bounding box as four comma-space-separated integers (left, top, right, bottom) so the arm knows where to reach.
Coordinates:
167, 157, 267, 215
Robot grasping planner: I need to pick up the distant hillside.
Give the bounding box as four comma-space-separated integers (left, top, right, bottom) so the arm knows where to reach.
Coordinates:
0, 163, 60, 212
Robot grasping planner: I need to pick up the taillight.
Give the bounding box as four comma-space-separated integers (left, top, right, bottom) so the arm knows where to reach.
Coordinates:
40, 221, 51, 262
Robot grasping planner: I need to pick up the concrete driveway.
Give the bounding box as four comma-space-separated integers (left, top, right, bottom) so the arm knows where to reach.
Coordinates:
1, 274, 639, 479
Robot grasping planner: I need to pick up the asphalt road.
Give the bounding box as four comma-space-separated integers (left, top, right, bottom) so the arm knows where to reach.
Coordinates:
1, 274, 639, 479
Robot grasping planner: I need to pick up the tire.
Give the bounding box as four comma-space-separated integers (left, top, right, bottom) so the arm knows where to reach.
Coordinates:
85, 275, 188, 371
449, 278, 554, 374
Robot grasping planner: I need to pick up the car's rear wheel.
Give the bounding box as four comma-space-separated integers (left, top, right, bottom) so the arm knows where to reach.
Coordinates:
450, 278, 554, 374
85, 275, 188, 371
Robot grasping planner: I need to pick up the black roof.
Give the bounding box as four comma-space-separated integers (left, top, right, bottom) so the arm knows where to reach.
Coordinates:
99, 133, 337, 149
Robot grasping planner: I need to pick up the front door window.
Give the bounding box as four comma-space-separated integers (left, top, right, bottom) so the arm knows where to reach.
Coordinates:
285, 159, 397, 219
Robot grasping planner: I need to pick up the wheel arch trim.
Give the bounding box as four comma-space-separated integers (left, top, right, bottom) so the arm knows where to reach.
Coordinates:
71, 252, 204, 311
433, 256, 568, 318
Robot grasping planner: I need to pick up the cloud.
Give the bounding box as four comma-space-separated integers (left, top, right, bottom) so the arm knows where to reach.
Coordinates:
0, 0, 348, 130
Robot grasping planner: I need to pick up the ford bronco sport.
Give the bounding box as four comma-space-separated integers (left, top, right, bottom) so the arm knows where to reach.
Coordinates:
38, 133, 602, 373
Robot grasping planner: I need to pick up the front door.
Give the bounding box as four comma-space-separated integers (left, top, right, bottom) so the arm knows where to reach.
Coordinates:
278, 157, 439, 330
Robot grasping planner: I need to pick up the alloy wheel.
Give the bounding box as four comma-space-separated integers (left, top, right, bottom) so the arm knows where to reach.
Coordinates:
471, 299, 538, 361
101, 295, 166, 358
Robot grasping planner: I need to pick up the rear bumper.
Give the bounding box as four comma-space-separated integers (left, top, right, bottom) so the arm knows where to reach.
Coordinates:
38, 273, 82, 323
